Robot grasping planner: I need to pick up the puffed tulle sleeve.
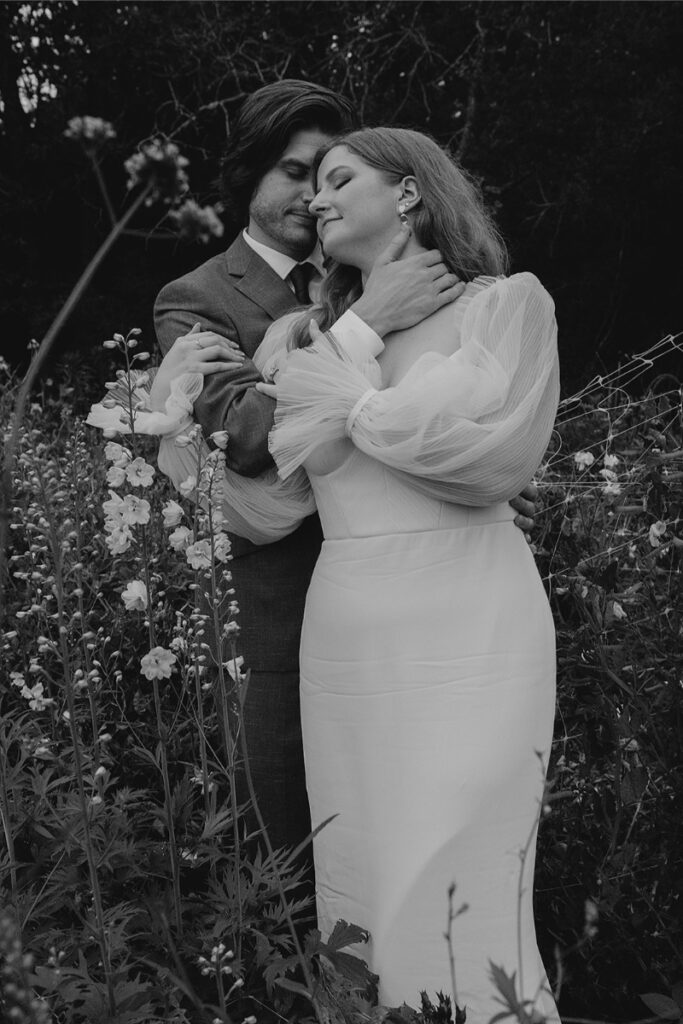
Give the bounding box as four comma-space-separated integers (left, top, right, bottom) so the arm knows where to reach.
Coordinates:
268, 273, 560, 506
124, 369, 313, 545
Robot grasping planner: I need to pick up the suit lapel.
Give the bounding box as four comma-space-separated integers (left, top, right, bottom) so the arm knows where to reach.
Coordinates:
224, 234, 297, 321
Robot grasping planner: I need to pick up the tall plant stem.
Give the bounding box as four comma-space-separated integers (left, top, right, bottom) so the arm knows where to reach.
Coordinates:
213, 605, 243, 961
235, 675, 321, 1023
140, 527, 183, 937
0, 182, 152, 616
45, 499, 117, 1017
0, 732, 18, 903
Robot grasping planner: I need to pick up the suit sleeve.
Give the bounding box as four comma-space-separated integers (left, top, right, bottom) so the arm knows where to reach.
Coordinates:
154, 280, 276, 478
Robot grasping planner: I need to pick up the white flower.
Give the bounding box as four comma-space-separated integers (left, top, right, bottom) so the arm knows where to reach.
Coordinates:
225, 655, 246, 683
169, 525, 193, 552
186, 540, 212, 570
22, 681, 55, 711
179, 475, 197, 497
106, 465, 127, 488
125, 457, 155, 488
140, 646, 177, 680
102, 490, 126, 526
573, 451, 595, 470
611, 600, 627, 620
162, 500, 184, 528
105, 525, 133, 554
104, 441, 131, 465
10, 671, 26, 690
120, 494, 151, 526
213, 532, 232, 564
190, 766, 216, 793
649, 520, 667, 547
210, 430, 229, 450
121, 579, 148, 611
599, 468, 621, 496
603, 453, 620, 469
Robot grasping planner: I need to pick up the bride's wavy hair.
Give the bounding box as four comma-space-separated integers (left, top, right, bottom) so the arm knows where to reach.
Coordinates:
289, 126, 509, 349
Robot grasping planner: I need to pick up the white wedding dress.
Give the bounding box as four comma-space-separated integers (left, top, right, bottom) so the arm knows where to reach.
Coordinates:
266, 273, 561, 1020
155, 273, 561, 1020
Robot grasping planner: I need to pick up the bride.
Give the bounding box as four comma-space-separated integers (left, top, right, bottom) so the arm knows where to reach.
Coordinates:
153, 127, 560, 1021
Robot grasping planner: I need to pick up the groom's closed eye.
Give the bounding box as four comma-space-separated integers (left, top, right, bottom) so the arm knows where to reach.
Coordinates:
279, 159, 311, 181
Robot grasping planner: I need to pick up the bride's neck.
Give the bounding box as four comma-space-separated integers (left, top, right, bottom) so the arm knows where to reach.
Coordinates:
360, 233, 428, 286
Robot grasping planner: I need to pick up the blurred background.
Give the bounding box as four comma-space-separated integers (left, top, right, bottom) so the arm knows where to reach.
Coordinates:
1, 0, 682, 391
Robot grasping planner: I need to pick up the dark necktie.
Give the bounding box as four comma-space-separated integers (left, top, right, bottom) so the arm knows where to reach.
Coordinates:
288, 262, 313, 305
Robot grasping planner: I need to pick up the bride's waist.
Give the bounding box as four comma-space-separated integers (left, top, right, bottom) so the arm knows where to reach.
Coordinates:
317, 501, 515, 542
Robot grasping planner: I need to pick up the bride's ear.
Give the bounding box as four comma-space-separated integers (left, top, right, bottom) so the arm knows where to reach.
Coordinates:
398, 176, 421, 213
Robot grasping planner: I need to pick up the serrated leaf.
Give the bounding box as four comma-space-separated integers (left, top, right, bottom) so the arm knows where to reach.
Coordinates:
640, 993, 681, 1019
325, 918, 370, 952
320, 947, 374, 990
489, 962, 521, 1012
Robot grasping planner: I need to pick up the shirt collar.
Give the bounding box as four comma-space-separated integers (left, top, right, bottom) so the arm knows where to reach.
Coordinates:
242, 229, 325, 280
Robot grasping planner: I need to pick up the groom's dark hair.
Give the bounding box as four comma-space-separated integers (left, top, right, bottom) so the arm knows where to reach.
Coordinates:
221, 79, 356, 226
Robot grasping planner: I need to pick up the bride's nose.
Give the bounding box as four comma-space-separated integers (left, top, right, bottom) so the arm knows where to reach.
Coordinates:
308, 190, 327, 216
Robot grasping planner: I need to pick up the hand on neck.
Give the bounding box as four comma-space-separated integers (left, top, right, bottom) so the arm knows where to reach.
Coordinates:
360, 226, 427, 285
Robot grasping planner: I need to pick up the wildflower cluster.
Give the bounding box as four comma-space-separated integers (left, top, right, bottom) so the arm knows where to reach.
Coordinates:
64, 115, 116, 150
124, 136, 190, 204
170, 198, 225, 244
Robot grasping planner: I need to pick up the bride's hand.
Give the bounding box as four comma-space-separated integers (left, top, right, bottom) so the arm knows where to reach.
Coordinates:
150, 324, 245, 411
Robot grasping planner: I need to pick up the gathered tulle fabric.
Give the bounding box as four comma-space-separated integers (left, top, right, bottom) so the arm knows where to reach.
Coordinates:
149, 372, 316, 545
86, 370, 199, 437
268, 273, 560, 505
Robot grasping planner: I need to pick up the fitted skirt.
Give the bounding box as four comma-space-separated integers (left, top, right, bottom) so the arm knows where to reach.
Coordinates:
300, 521, 560, 1022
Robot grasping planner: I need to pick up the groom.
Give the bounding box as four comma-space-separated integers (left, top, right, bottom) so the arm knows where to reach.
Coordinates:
154, 80, 535, 870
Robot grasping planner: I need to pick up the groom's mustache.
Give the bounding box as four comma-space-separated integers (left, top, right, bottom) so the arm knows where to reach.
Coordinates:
288, 207, 317, 221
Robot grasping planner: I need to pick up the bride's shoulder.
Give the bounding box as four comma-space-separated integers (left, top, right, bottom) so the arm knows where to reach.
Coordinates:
469, 272, 553, 310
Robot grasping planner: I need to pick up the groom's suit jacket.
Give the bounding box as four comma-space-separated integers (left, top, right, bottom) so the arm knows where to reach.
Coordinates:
154, 232, 323, 676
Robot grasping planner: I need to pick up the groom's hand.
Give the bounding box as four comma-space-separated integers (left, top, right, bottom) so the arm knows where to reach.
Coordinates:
350, 224, 465, 338
510, 482, 539, 536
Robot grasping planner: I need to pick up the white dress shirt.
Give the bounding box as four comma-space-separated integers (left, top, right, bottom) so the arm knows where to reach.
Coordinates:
243, 229, 384, 361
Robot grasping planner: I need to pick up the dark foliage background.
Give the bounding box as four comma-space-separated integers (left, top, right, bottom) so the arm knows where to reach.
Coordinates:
1, 0, 682, 388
